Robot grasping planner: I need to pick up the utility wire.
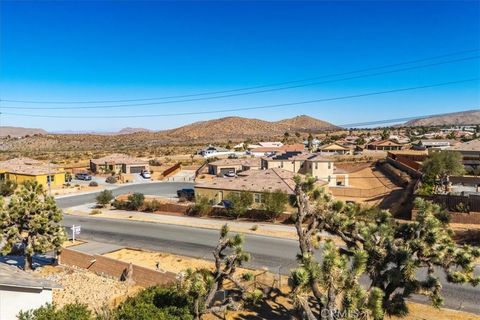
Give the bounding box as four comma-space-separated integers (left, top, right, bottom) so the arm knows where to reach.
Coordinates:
1, 49, 478, 105
1, 55, 478, 110
1, 78, 477, 119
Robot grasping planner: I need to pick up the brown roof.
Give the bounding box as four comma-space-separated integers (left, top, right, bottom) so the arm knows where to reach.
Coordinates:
367, 139, 404, 147
195, 168, 326, 195
448, 139, 480, 152
319, 143, 351, 151
209, 157, 262, 168
0, 157, 63, 176
90, 153, 148, 165
252, 144, 305, 153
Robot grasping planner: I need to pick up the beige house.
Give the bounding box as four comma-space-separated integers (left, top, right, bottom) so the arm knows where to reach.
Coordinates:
90, 154, 150, 174
318, 143, 352, 155
195, 168, 327, 213
261, 152, 349, 186
366, 139, 404, 151
208, 157, 261, 176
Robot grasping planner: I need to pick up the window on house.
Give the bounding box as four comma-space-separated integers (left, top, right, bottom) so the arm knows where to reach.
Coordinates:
315, 162, 318, 169
328, 175, 331, 182
47, 175, 55, 183
328, 162, 331, 169
254, 193, 263, 203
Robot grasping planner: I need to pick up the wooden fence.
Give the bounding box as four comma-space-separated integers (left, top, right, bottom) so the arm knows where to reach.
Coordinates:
329, 185, 390, 198
162, 163, 181, 177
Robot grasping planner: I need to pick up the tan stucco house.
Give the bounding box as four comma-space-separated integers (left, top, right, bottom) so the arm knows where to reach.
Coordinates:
90, 154, 150, 174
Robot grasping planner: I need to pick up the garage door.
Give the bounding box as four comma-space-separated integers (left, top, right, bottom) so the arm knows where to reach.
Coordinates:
219, 168, 235, 175
130, 166, 145, 173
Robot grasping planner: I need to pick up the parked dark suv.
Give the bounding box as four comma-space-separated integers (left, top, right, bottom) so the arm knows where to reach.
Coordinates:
177, 188, 195, 200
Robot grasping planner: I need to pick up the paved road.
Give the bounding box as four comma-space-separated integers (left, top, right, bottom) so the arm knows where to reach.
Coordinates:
61, 214, 480, 314
56, 181, 194, 208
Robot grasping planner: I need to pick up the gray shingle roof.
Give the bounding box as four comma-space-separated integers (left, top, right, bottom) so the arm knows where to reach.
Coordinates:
0, 263, 61, 290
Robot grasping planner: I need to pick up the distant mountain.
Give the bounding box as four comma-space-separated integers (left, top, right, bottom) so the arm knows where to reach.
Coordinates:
117, 127, 151, 135
0, 126, 47, 137
404, 110, 480, 127
0, 115, 339, 151
160, 115, 339, 141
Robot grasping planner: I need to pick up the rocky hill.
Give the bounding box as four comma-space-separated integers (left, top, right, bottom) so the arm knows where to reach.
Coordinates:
0, 115, 338, 153
404, 110, 480, 126
160, 115, 338, 142
0, 126, 48, 137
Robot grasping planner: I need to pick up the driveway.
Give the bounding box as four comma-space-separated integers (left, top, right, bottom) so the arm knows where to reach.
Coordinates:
56, 181, 194, 208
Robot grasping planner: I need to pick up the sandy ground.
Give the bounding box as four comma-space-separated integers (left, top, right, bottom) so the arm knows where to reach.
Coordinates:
36, 265, 140, 313
347, 166, 397, 190
52, 185, 103, 196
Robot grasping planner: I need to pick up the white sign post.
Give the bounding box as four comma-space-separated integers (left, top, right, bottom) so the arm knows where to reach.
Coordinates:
71, 225, 81, 242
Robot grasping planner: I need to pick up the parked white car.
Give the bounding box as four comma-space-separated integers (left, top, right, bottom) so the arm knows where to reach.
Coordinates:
141, 170, 151, 179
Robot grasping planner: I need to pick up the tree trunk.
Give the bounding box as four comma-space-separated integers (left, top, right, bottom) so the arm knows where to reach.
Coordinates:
24, 254, 34, 271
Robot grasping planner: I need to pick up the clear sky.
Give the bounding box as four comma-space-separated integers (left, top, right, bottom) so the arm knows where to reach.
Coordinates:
0, 0, 479, 131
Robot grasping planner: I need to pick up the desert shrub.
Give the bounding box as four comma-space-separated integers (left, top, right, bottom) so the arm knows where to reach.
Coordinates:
128, 192, 145, 210
144, 199, 161, 212
90, 209, 101, 215
89, 181, 98, 187
96, 190, 113, 207
226, 191, 253, 219
113, 286, 193, 320
0, 180, 17, 196
193, 196, 211, 216
105, 176, 117, 184
262, 189, 289, 222
17, 303, 92, 320
112, 199, 129, 210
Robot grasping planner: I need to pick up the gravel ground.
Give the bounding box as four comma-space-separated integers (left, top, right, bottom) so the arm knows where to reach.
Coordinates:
36, 265, 138, 313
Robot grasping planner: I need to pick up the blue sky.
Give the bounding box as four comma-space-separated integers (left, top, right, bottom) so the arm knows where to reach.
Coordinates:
0, 1, 479, 131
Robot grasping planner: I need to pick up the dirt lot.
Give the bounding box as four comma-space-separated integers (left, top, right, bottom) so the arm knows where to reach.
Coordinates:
36, 265, 140, 313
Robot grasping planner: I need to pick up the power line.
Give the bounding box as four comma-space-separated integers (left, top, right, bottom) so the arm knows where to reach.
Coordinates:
340, 109, 479, 128
1, 78, 477, 119
1, 55, 478, 110
1, 49, 478, 105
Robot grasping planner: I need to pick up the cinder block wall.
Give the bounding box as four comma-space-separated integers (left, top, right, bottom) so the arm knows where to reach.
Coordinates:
59, 248, 177, 287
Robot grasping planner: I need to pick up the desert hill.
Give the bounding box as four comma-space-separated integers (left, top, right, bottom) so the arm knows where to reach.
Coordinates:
404, 110, 480, 126
0, 126, 48, 137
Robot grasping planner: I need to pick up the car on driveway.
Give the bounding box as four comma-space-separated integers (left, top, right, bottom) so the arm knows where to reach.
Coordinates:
75, 173, 92, 181
177, 188, 195, 200
141, 170, 151, 179
215, 199, 233, 209
223, 170, 236, 178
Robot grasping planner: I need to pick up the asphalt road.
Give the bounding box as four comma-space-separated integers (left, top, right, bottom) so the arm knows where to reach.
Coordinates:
61, 214, 480, 315
56, 181, 194, 208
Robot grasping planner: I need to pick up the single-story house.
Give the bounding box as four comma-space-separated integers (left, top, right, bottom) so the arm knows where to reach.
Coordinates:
0, 157, 66, 187
90, 154, 150, 174
411, 139, 458, 150
198, 145, 230, 157
365, 139, 405, 151
0, 263, 61, 320
233, 141, 283, 150
447, 139, 480, 170
250, 144, 305, 157
207, 157, 262, 176
318, 143, 352, 155
261, 152, 349, 186
195, 168, 328, 213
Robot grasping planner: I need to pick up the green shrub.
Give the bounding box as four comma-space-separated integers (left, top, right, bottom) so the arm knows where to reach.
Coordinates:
0, 180, 17, 196
105, 176, 117, 184
17, 303, 92, 320
262, 189, 289, 222
128, 193, 145, 210
88, 181, 98, 187
144, 199, 161, 212
226, 191, 253, 219
96, 190, 113, 207
113, 286, 193, 320
112, 199, 129, 210
193, 196, 211, 216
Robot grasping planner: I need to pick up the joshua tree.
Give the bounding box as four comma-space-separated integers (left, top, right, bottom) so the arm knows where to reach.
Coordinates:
290, 176, 479, 319
178, 224, 255, 320
0, 181, 66, 270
